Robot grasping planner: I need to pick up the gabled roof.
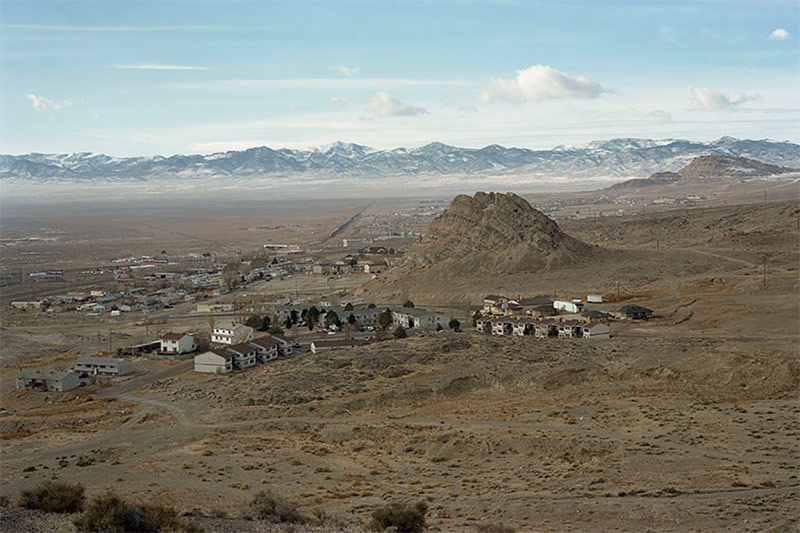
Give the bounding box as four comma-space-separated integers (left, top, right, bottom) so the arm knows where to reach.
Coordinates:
161, 332, 189, 341
249, 337, 280, 349
312, 339, 360, 348
19, 368, 75, 380
226, 343, 256, 355
208, 349, 233, 360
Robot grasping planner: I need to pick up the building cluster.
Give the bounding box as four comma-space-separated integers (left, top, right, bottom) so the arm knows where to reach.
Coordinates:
194, 335, 292, 374
16, 356, 133, 392
477, 294, 654, 341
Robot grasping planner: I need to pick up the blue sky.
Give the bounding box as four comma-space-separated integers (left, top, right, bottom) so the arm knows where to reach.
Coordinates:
1, 0, 798, 155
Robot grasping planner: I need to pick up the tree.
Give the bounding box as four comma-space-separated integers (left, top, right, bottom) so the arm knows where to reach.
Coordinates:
324, 310, 340, 329
402, 300, 415, 308
378, 309, 393, 330
472, 310, 483, 327
344, 302, 354, 311
436, 324, 443, 332
367, 303, 376, 309
245, 314, 263, 330
267, 326, 284, 335
284, 317, 293, 330
306, 306, 320, 330
347, 313, 357, 325
448, 318, 461, 332
290, 310, 299, 324
393, 326, 407, 339
261, 315, 272, 330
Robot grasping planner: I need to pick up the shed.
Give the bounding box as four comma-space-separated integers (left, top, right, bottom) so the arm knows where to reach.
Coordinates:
17, 369, 79, 392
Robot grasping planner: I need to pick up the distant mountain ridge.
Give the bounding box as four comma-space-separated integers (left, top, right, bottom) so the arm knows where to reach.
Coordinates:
2, 137, 800, 183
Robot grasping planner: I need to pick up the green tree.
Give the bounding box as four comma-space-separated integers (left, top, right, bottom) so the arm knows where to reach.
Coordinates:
306, 306, 320, 330
344, 302, 354, 311
261, 315, 272, 330
290, 310, 299, 324
436, 324, 443, 332
402, 300, 415, 308
324, 310, 340, 329
245, 314, 263, 330
347, 313, 357, 325
472, 310, 483, 327
367, 303, 377, 309
393, 326, 407, 339
448, 318, 461, 331
378, 309, 393, 330
284, 317, 293, 330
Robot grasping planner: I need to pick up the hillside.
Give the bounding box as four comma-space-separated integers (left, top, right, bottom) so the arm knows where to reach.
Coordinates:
608, 154, 798, 191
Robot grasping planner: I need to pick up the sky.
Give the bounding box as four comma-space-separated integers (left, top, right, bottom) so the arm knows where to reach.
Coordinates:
1, 0, 798, 156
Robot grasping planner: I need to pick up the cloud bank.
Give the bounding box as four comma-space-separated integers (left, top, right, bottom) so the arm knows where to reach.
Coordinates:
690, 87, 761, 110
364, 91, 428, 117
481, 64, 606, 103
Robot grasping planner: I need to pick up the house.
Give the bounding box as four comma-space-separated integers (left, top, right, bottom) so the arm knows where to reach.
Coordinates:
583, 323, 611, 339
73, 357, 132, 376
557, 320, 583, 338
475, 318, 491, 333
270, 335, 293, 356
363, 263, 385, 274
248, 337, 280, 362
212, 322, 254, 345
553, 300, 585, 314
512, 320, 535, 336
529, 305, 558, 317
491, 319, 512, 336
17, 369, 79, 392
483, 295, 508, 315
617, 305, 654, 320
310, 338, 360, 354
194, 349, 233, 374
159, 333, 195, 354
534, 321, 558, 338
581, 310, 611, 323
10, 301, 44, 310
225, 343, 258, 370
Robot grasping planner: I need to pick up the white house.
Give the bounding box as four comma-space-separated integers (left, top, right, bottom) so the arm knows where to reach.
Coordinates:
553, 300, 585, 314
194, 349, 233, 374
73, 357, 132, 376
310, 338, 360, 354
583, 322, 610, 339
159, 332, 195, 354
212, 322, 254, 345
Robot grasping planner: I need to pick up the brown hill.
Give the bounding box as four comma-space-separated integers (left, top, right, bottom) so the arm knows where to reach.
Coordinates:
609, 155, 798, 190
396, 192, 595, 275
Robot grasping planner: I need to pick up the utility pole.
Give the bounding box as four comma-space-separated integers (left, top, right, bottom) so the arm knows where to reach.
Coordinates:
764, 190, 767, 205
108, 330, 113, 353
763, 262, 767, 288
616, 280, 620, 300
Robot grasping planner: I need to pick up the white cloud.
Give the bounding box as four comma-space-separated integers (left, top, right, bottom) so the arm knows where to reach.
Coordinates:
364, 91, 428, 117
27, 94, 72, 111
768, 28, 789, 40
329, 97, 347, 106
690, 87, 761, 110
164, 78, 466, 90
338, 66, 359, 76
481, 65, 606, 103
116, 64, 210, 70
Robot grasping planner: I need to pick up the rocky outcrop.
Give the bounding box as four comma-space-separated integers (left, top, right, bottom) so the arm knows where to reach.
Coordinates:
387, 192, 596, 277
678, 155, 796, 181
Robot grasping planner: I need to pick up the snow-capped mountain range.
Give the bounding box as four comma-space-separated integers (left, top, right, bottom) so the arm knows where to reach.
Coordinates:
2, 137, 798, 183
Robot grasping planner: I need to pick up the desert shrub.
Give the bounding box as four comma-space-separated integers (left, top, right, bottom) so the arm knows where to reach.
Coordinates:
370, 501, 427, 532
247, 490, 304, 523
19, 481, 85, 513
393, 326, 407, 339
0, 494, 9, 507
74, 493, 201, 532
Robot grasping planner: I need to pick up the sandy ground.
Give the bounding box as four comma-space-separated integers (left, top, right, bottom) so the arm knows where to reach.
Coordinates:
1, 198, 798, 532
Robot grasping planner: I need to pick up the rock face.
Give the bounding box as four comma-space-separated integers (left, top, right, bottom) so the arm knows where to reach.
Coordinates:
393, 192, 595, 277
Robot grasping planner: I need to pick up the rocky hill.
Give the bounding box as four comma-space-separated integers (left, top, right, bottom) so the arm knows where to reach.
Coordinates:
3, 137, 800, 184
608, 154, 798, 190
364, 192, 604, 302
399, 192, 595, 275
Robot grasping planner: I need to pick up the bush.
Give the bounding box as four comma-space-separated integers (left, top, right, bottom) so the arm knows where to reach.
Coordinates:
267, 326, 284, 335
0, 495, 9, 508
393, 326, 407, 339
370, 501, 427, 532
19, 481, 85, 513
448, 318, 461, 332
74, 493, 201, 532
247, 490, 304, 523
